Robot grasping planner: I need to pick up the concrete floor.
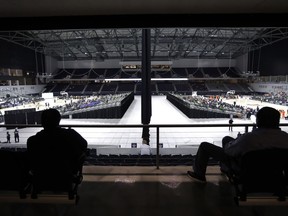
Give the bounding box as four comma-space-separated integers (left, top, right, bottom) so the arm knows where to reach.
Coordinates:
1, 165, 288, 216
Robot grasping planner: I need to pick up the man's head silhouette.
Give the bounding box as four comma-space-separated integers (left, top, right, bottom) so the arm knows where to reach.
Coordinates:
256, 107, 280, 129
41, 109, 61, 130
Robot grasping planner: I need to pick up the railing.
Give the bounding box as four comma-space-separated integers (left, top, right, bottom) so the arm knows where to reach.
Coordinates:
1, 123, 288, 169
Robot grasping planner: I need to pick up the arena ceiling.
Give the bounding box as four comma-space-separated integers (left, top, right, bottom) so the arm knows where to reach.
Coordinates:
0, 1, 288, 63
1, 28, 288, 62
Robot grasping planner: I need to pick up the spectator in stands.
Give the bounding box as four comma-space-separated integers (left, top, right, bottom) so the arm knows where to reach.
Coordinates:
14, 127, 19, 143
187, 107, 288, 182
27, 108, 88, 180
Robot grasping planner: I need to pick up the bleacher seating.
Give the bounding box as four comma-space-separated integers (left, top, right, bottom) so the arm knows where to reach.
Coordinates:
45, 67, 254, 96
219, 68, 240, 78
89, 69, 106, 78
101, 83, 117, 94
51, 83, 69, 95
155, 70, 172, 78
224, 83, 245, 93
135, 83, 141, 95
84, 83, 103, 95
120, 70, 140, 78
157, 82, 175, 93
66, 84, 86, 95
117, 82, 135, 93
151, 83, 157, 94
43, 83, 55, 93
190, 82, 208, 92
173, 68, 188, 77
238, 83, 254, 93
83, 149, 220, 166
71, 69, 90, 79
202, 68, 222, 78
174, 82, 191, 94
105, 69, 120, 78
205, 83, 228, 92
53, 69, 74, 79
189, 68, 204, 78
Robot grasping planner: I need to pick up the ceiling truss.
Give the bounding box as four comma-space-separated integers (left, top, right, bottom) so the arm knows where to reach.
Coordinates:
0, 28, 288, 62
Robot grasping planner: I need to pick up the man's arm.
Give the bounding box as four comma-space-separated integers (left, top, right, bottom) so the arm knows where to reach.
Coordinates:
224, 135, 248, 157
69, 129, 88, 153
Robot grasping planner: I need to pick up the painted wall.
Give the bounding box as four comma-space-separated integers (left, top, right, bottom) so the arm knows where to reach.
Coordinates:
249, 82, 288, 94
57, 58, 236, 69
57, 59, 121, 69
0, 85, 46, 97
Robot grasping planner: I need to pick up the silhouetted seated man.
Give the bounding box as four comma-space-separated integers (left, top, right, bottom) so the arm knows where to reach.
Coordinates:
187, 106, 288, 182
27, 108, 87, 197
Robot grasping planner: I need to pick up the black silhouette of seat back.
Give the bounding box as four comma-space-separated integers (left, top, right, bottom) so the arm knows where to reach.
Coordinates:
0, 150, 30, 198
29, 147, 85, 201
229, 148, 288, 204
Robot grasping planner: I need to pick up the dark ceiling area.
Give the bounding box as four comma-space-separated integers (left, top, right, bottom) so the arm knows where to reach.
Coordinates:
0, 0, 288, 63
1, 28, 288, 62
0, 0, 288, 17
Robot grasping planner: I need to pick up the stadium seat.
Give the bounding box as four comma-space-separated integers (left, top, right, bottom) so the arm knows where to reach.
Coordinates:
29, 153, 86, 204
226, 149, 288, 206
0, 150, 31, 199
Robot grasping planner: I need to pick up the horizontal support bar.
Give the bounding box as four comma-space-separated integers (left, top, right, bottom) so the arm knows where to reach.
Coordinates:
0, 193, 76, 204
237, 197, 288, 206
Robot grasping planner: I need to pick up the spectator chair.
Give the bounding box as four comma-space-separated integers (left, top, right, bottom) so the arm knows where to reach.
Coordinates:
0, 149, 85, 205
0, 150, 31, 200
29, 153, 86, 204
226, 148, 288, 206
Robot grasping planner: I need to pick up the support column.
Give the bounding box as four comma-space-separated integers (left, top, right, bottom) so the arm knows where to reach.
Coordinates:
141, 29, 152, 144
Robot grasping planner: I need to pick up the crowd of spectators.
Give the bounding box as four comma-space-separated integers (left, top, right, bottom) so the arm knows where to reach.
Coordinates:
0, 96, 44, 109
55, 92, 131, 115
172, 93, 255, 118
251, 92, 288, 106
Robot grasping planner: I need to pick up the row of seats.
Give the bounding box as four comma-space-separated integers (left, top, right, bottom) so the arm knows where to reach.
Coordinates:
2, 147, 288, 206
44, 81, 252, 96
85, 152, 219, 166
0, 147, 218, 167
225, 148, 288, 206
52, 67, 241, 80
0, 149, 83, 204
86, 155, 194, 166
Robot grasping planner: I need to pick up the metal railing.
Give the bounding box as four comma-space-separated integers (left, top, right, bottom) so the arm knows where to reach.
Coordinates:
1, 123, 288, 169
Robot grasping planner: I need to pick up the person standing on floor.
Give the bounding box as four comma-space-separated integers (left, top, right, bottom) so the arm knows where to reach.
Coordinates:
6, 131, 10, 143
14, 127, 19, 143
228, 118, 233, 131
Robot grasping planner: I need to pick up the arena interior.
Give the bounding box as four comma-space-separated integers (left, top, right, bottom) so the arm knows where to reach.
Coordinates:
1, 1, 288, 216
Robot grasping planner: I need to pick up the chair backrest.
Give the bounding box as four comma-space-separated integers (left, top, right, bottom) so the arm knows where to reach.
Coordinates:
30, 152, 85, 197
0, 150, 30, 197
239, 148, 288, 196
